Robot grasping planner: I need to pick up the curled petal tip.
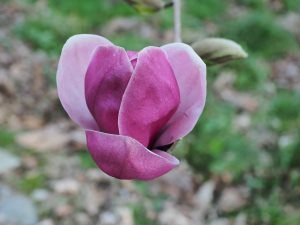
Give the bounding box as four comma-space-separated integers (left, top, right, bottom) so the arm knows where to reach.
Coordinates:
85, 130, 179, 180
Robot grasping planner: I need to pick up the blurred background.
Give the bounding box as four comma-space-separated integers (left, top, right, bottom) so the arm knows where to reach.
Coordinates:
0, 0, 300, 224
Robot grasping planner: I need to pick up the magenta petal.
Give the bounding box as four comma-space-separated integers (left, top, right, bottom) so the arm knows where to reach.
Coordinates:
118, 47, 180, 147
86, 130, 179, 180
155, 43, 207, 146
57, 34, 112, 130
126, 51, 138, 61
85, 46, 133, 134
127, 51, 138, 68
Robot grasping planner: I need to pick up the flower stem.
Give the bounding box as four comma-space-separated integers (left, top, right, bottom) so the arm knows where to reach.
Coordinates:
173, 0, 182, 42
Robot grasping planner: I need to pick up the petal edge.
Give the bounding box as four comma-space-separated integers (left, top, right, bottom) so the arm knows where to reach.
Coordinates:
155, 43, 207, 146
85, 45, 133, 134
57, 34, 112, 130
86, 130, 179, 180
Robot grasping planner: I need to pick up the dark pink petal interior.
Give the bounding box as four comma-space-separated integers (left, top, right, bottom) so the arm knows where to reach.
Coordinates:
118, 47, 180, 147
86, 130, 179, 180
85, 46, 133, 134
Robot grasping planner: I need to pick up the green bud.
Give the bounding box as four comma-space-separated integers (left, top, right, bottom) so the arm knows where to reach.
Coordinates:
192, 38, 248, 65
125, 0, 165, 14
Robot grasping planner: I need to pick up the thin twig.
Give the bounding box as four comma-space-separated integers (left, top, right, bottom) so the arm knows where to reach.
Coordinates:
173, 0, 181, 42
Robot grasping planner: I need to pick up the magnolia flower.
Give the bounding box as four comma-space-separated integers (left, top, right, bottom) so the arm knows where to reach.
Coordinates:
57, 34, 206, 180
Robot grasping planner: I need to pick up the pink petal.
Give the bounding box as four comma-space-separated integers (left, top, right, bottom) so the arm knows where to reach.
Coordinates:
127, 51, 138, 61
127, 51, 138, 68
85, 46, 133, 134
86, 130, 179, 180
118, 47, 180, 147
57, 34, 112, 130
155, 43, 207, 146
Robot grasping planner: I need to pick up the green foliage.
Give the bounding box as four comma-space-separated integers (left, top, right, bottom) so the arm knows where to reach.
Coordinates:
185, 0, 228, 20
78, 150, 97, 169
185, 98, 234, 174
270, 92, 300, 120
14, 12, 81, 55
110, 34, 154, 51
276, 213, 300, 225
236, 0, 300, 12
132, 204, 159, 225
157, 9, 174, 29
222, 12, 299, 58
135, 181, 150, 196
256, 192, 283, 225
0, 128, 15, 147
16, 0, 135, 54
236, 0, 267, 10
279, 139, 300, 170
211, 137, 258, 176
47, 0, 134, 27
18, 172, 46, 194
133, 181, 163, 225
229, 56, 269, 91
185, 94, 260, 179
282, 0, 300, 11
269, 91, 300, 132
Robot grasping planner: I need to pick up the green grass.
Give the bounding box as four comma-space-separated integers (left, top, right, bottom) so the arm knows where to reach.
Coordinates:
133, 181, 166, 225
47, 0, 135, 27
16, 0, 135, 54
222, 12, 299, 58
0, 128, 15, 147
185, 95, 260, 178
282, 0, 300, 11
132, 204, 159, 225
110, 34, 154, 51
18, 172, 47, 194
227, 57, 269, 91
185, 0, 228, 20
14, 11, 82, 55
78, 150, 97, 169
269, 91, 300, 132
236, 0, 267, 9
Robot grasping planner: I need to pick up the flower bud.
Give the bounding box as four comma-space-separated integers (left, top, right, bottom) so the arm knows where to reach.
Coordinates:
56, 35, 206, 180
192, 38, 248, 65
125, 0, 165, 14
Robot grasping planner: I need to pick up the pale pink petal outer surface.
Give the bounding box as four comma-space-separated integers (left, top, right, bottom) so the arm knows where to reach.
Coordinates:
118, 47, 180, 147
155, 43, 207, 146
85, 46, 132, 134
57, 34, 112, 130
86, 130, 179, 180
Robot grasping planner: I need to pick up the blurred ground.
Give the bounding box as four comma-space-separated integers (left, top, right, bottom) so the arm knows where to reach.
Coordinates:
0, 0, 300, 225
